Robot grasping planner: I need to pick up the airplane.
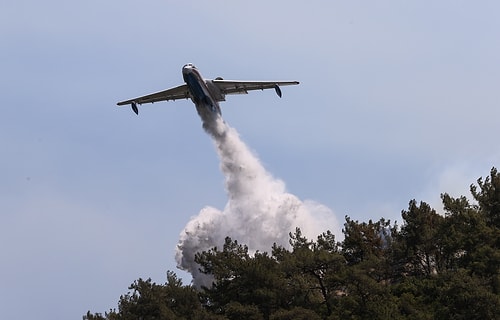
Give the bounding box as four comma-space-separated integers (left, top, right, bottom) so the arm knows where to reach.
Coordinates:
117, 63, 299, 122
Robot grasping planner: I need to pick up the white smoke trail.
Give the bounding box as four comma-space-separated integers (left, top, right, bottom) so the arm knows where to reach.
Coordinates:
176, 115, 339, 288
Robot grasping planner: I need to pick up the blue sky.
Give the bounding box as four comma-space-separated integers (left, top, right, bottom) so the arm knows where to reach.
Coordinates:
2, 1, 500, 318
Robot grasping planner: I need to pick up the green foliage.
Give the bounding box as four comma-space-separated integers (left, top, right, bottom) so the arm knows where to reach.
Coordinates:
84, 272, 212, 320
224, 302, 263, 320
342, 217, 392, 265
196, 237, 286, 318
393, 270, 500, 319
399, 200, 446, 276
86, 167, 500, 320
275, 228, 345, 317
270, 307, 322, 320
471, 167, 500, 228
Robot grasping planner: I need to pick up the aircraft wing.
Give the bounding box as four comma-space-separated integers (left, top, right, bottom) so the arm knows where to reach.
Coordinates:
117, 84, 189, 106
212, 80, 299, 97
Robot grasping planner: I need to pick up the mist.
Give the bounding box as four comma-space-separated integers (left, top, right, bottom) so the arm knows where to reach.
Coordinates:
176, 114, 339, 288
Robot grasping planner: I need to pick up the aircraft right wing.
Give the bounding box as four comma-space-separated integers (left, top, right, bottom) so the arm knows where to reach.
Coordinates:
117, 84, 190, 106
212, 80, 300, 97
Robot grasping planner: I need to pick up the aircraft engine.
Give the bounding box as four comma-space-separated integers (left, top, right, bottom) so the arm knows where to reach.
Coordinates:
131, 102, 139, 115
274, 84, 282, 98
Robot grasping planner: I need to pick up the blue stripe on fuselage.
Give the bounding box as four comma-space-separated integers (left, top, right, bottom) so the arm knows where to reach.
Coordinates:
183, 71, 219, 113
184, 73, 207, 102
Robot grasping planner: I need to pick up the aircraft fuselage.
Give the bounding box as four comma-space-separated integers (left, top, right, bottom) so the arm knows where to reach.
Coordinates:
182, 64, 222, 122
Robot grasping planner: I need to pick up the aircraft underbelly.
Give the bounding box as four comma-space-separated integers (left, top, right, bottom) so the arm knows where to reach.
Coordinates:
184, 73, 205, 101
184, 72, 221, 120
195, 102, 221, 123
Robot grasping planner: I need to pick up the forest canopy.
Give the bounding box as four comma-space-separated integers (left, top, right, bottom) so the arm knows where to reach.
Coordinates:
85, 168, 500, 320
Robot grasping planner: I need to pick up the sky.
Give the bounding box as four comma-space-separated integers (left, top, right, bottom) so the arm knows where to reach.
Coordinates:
1, 1, 500, 318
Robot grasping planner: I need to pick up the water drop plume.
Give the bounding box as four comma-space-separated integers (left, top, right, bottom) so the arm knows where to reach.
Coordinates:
176, 114, 339, 288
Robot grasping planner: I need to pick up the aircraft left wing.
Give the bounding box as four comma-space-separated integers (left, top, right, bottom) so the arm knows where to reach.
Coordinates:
212, 80, 299, 97
117, 84, 190, 114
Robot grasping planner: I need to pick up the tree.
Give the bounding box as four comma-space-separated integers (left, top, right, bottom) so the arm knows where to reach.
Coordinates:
224, 302, 263, 320
195, 237, 285, 319
85, 168, 500, 319
342, 217, 391, 265
84, 272, 212, 320
273, 228, 345, 318
339, 218, 401, 319
269, 307, 322, 320
469, 167, 500, 281
441, 167, 500, 287
432, 270, 499, 320
393, 269, 500, 319
471, 167, 500, 228
399, 200, 445, 276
